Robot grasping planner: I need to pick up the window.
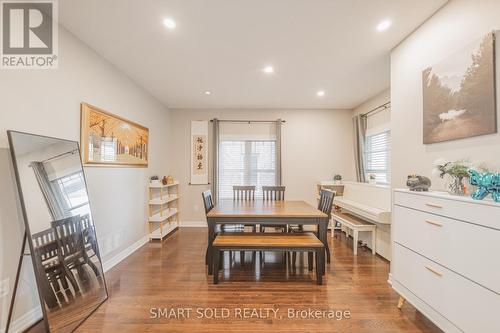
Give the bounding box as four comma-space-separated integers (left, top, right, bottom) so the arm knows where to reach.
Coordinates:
217, 121, 279, 200
53, 171, 90, 216
364, 130, 390, 184
218, 140, 276, 199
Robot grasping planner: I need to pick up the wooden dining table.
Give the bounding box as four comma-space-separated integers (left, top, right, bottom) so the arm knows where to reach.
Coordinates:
205, 200, 329, 275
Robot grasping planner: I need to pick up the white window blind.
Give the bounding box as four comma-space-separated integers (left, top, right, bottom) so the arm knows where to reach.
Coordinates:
364, 130, 390, 184
218, 122, 277, 199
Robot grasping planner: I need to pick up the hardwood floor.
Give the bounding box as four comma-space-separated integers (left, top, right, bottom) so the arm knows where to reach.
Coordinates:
30, 228, 442, 333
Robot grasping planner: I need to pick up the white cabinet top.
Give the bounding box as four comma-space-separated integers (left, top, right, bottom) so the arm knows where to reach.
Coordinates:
394, 188, 500, 208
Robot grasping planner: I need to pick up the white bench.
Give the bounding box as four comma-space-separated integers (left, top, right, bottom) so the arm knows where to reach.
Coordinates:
332, 211, 376, 255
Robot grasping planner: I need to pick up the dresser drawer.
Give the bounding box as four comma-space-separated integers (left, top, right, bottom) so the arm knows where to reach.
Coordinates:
392, 244, 500, 333
393, 205, 500, 294
394, 191, 500, 230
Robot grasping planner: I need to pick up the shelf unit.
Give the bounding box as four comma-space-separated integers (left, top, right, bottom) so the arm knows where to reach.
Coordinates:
148, 181, 180, 241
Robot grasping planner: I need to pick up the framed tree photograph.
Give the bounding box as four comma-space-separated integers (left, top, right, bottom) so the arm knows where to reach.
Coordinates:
80, 103, 149, 167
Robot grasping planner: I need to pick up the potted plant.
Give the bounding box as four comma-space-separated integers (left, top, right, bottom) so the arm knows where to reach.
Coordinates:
433, 159, 471, 195
333, 174, 342, 184
368, 173, 377, 184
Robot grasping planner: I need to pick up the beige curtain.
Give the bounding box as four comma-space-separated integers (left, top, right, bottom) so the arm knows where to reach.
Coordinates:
212, 118, 220, 202
275, 119, 282, 185
353, 115, 367, 182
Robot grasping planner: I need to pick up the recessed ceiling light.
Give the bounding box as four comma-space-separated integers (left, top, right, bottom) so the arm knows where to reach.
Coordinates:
316, 90, 325, 97
204, 91, 211, 95
163, 18, 176, 30
376, 19, 392, 32
262, 65, 274, 74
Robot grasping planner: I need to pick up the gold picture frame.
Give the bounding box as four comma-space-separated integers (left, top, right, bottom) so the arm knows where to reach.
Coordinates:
80, 103, 149, 167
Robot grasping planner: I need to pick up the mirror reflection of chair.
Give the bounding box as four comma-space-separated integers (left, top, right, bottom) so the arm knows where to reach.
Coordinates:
81, 214, 102, 278
32, 229, 76, 309
51, 216, 101, 287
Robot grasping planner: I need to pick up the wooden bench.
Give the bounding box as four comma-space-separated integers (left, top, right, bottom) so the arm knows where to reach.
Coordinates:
212, 233, 325, 285
332, 211, 376, 255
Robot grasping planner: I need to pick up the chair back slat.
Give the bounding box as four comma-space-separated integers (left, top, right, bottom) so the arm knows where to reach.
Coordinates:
318, 189, 335, 218
32, 229, 59, 264
262, 186, 286, 201
233, 186, 255, 201
202, 190, 214, 214
51, 215, 84, 258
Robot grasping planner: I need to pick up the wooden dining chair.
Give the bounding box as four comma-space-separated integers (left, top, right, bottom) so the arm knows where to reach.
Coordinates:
233, 185, 255, 201
32, 228, 77, 308
232, 185, 257, 233
52, 215, 101, 285
80, 214, 102, 278
261, 186, 287, 233
290, 189, 334, 266
202, 189, 248, 267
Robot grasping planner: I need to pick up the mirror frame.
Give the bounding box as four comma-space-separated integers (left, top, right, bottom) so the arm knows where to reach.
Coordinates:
7, 130, 108, 333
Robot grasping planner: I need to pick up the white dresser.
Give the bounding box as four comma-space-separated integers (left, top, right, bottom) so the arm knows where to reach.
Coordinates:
390, 189, 500, 333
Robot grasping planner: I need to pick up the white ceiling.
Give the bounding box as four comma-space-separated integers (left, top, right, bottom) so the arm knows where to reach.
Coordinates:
59, 0, 446, 109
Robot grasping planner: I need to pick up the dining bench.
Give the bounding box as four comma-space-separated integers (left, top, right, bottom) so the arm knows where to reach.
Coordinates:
212, 233, 325, 285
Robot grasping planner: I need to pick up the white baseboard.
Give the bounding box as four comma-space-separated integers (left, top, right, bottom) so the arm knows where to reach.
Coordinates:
2, 305, 43, 333
102, 234, 150, 272
180, 221, 207, 228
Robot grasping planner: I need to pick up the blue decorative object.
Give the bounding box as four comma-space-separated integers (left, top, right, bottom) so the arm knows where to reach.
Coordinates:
468, 170, 500, 203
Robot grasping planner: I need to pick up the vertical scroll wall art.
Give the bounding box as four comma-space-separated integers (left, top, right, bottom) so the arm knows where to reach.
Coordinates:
190, 120, 209, 185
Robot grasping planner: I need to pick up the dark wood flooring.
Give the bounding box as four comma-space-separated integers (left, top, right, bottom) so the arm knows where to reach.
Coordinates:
30, 228, 442, 333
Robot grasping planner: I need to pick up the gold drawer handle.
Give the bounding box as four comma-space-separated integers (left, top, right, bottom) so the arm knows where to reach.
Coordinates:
425, 203, 443, 209
425, 220, 443, 227
425, 266, 443, 277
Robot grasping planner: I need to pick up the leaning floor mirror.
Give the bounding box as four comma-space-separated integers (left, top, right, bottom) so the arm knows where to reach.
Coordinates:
7, 131, 108, 333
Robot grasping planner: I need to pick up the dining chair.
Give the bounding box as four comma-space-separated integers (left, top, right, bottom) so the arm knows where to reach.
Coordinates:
290, 189, 334, 266
232, 186, 257, 233
52, 215, 101, 285
32, 228, 77, 308
261, 186, 287, 233
233, 185, 255, 201
202, 190, 249, 267
80, 214, 102, 278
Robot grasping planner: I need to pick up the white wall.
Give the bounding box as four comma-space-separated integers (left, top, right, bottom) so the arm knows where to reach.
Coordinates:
169, 109, 355, 225
391, 0, 500, 189
0, 26, 171, 331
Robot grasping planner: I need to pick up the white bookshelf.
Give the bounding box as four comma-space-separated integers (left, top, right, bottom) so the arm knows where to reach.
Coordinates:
148, 180, 179, 241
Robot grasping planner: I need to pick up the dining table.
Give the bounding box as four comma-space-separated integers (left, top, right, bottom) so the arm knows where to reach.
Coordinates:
205, 200, 329, 275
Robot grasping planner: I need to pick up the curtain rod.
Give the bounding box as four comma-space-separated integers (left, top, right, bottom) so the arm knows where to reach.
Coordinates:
209, 119, 285, 123
40, 149, 79, 164
361, 101, 391, 118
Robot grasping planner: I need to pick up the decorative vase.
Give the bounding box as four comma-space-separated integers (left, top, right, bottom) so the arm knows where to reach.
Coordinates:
446, 176, 466, 196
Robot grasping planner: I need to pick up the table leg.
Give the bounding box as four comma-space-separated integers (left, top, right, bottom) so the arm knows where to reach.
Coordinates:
308, 252, 313, 271
213, 248, 220, 284
316, 249, 324, 285
207, 218, 215, 275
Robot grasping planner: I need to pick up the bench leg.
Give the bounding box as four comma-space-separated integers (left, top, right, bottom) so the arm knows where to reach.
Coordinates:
316, 249, 324, 285
353, 230, 359, 256
240, 251, 245, 266
371, 229, 377, 255
213, 249, 220, 284
308, 252, 313, 271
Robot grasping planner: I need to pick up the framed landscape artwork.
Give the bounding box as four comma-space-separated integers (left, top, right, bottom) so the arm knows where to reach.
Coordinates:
422, 32, 497, 144
81, 103, 149, 167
